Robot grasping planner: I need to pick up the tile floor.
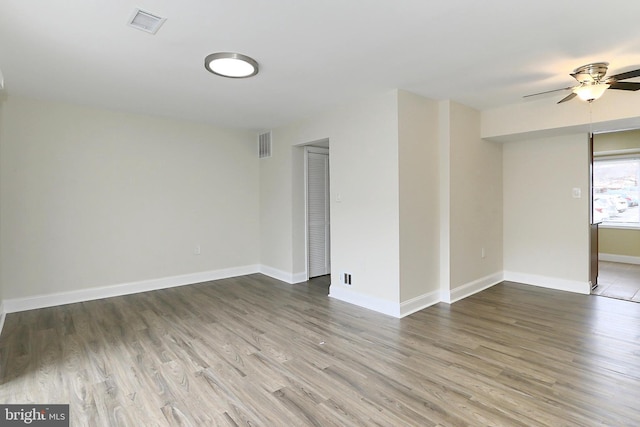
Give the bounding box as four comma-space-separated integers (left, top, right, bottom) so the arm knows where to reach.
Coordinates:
593, 261, 640, 302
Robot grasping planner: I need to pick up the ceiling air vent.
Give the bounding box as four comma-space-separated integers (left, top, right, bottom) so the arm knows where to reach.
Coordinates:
128, 9, 166, 34
258, 131, 272, 159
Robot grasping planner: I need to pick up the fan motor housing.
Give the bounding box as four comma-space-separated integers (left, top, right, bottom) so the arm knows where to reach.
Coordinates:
571, 62, 609, 84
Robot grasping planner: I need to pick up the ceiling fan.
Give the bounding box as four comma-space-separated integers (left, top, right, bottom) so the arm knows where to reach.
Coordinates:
524, 62, 640, 104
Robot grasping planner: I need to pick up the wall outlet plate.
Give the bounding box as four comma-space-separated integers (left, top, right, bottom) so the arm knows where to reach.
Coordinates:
343, 273, 352, 285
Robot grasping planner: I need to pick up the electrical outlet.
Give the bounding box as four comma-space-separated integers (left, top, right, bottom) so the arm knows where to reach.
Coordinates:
481, 247, 486, 259
343, 273, 352, 285
194, 245, 201, 255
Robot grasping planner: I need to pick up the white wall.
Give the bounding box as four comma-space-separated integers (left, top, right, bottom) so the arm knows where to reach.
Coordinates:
438, 102, 452, 300
503, 134, 590, 293
448, 102, 503, 297
0, 96, 259, 302
398, 91, 440, 302
263, 91, 401, 310
0, 97, 5, 308
265, 90, 507, 317
0, 88, 610, 321
262, 91, 507, 316
258, 131, 295, 281
326, 93, 400, 305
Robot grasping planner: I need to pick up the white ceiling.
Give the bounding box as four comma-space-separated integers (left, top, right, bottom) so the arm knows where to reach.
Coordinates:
1, 0, 640, 131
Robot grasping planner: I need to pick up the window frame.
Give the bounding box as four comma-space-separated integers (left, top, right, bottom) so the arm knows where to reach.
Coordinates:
592, 151, 640, 230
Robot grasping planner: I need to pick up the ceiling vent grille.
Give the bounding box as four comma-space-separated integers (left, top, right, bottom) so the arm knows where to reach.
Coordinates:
128, 9, 166, 34
258, 131, 272, 158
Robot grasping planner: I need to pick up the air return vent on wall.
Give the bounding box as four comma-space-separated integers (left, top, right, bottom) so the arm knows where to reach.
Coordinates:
258, 131, 272, 158
128, 8, 166, 34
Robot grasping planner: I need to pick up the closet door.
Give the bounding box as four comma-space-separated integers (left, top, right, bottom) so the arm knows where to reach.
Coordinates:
307, 150, 330, 278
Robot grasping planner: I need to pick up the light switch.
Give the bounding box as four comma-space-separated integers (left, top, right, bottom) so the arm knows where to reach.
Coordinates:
572, 188, 581, 198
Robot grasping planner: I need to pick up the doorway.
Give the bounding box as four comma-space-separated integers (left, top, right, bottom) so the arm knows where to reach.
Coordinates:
305, 146, 330, 279
591, 129, 640, 302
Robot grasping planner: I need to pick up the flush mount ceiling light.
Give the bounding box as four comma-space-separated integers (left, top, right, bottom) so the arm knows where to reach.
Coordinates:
204, 52, 259, 78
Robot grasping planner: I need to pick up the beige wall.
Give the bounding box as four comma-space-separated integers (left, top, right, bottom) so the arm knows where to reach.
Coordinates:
503, 134, 590, 292
448, 102, 503, 290
482, 93, 640, 141
594, 129, 640, 152
398, 91, 440, 302
599, 228, 640, 257
0, 96, 259, 300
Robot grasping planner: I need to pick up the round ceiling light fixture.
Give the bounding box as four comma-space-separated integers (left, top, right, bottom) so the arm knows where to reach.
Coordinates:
574, 83, 610, 103
204, 52, 259, 78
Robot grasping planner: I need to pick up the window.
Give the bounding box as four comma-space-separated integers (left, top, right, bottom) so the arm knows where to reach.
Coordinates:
593, 156, 640, 227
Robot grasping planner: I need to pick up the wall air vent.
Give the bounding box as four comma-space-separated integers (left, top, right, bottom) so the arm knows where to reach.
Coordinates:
128, 9, 166, 34
258, 131, 272, 158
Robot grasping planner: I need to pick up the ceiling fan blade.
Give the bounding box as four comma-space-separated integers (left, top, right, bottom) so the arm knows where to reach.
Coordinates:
608, 81, 640, 91
523, 86, 573, 98
557, 92, 577, 104
607, 68, 640, 81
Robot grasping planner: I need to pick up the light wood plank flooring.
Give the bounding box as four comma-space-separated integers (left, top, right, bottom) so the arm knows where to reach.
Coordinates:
2, 275, 640, 426
593, 261, 640, 302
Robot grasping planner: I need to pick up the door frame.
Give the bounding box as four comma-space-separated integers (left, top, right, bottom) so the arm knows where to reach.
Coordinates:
588, 132, 599, 291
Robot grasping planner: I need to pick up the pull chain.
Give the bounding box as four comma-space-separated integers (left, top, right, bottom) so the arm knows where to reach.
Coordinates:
589, 101, 594, 137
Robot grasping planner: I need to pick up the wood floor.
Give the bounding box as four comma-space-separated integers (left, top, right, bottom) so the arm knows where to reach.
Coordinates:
1, 275, 640, 426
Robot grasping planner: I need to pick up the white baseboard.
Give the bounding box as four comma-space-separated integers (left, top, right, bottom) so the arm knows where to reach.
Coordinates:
329, 287, 447, 319
2, 264, 260, 314
0, 265, 593, 334
446, 272, 504, 304
291, 271, 308, 284
259, 265, 308, 284
599, 253, 640, 265
399, 290, 441, 317
329, 274, 502, 318
503, 271, 590, 295
329, 285, 400, 318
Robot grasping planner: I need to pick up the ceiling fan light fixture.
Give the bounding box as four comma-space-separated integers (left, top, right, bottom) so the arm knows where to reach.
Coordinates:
204, 52, 259, 78
574, 83, 610, 102
525, 62, 640, 104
